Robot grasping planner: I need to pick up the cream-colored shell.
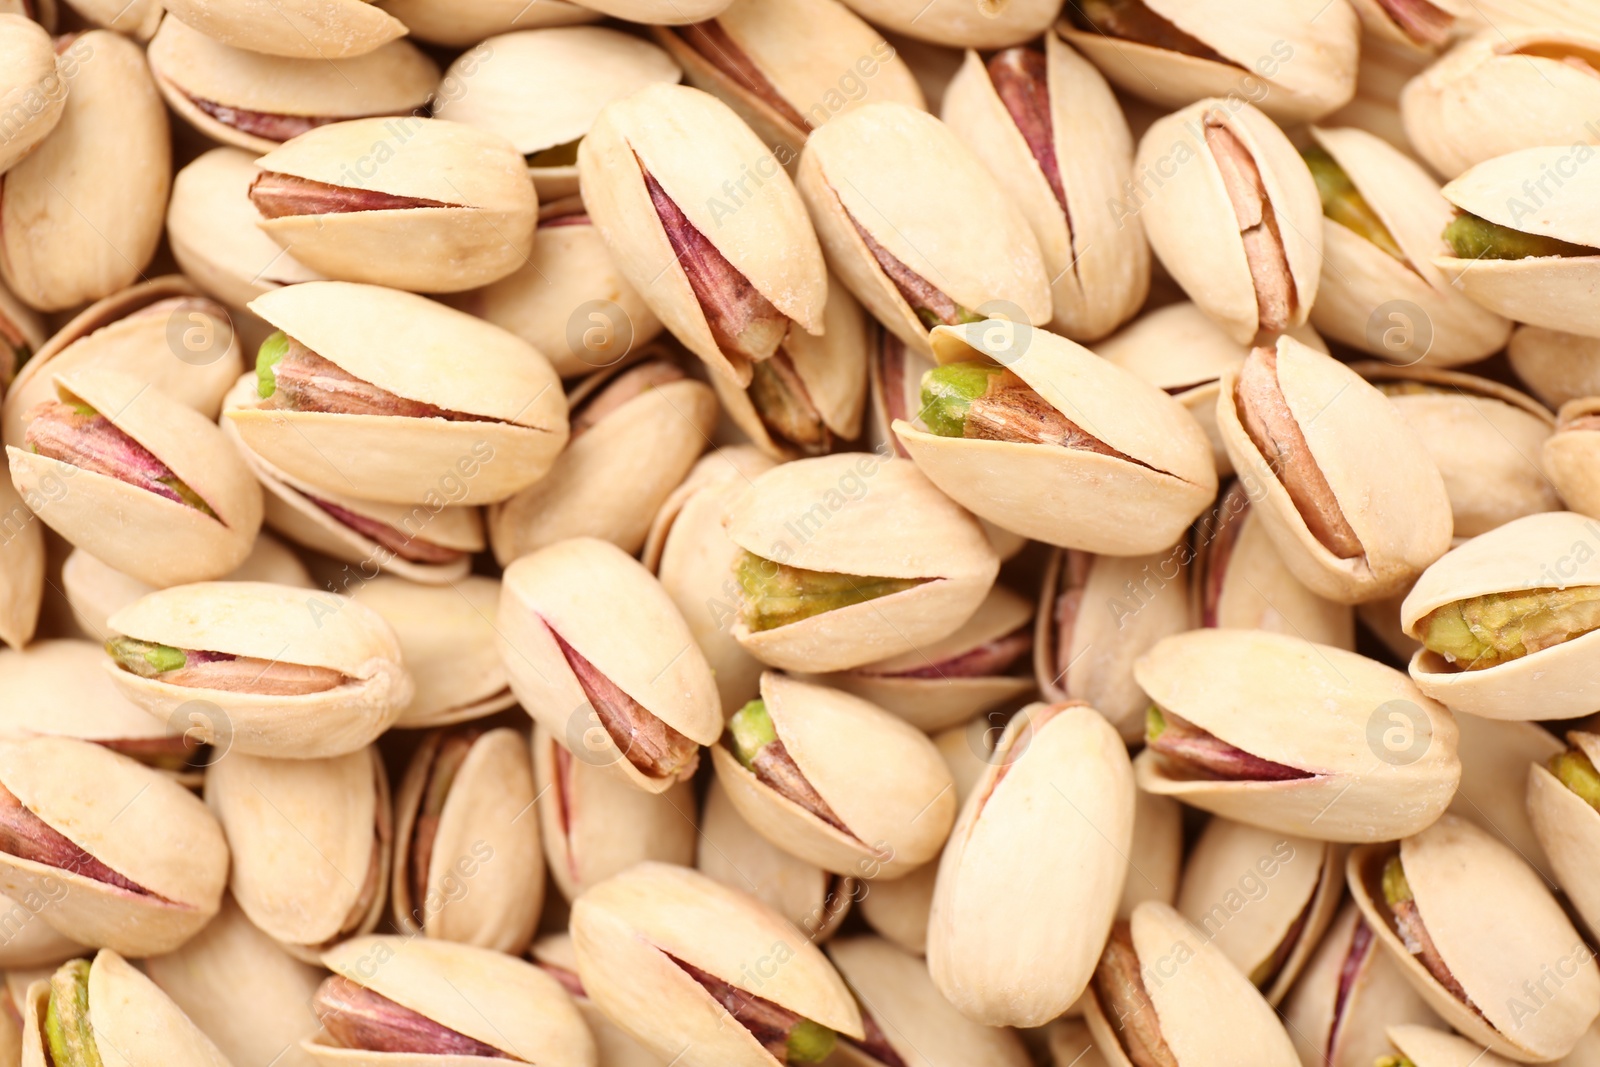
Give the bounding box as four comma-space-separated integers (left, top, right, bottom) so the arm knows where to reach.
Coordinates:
528, 933, 665, 1067
0, 737, 227, 956
1134, 100, 1322, 345
896, 321, 1216, 553
1529, 732, 1600, 972
724, 454, 999, 672
105, 580, 412, 759
1319, 31, 1431, 154
931, 714, 997, 808
1448, 713, 1561, 882
1347, 0, 1477, 53
159, 0, 406, 59
857, 860, 934, 955
0, 31, 168, 313
796, 103, 1049, 355
1217, 334, 1453, 603
942, 33, 1148, 342
837, 0, 1057, 49
0, 473, 49, 650
0, 892, 86, 971
1119, 789, 1182, 920
1349, 816, 1600, 1060
0, 640, 185, 749
1546, 398, 1600, 521
231, 281, 568, 506
0, 16, 63, 176
1511, 326, 1600, 410
562, 0, 730, 24
570, 862, 863, 1067
0, 277, 44, 383
1401, 511, 1600, 719
1386, 1026, 1522, 1067
928, 703, 1134, 1027
712, 672, 956, 879
498, 537, 721, 792
377, 0, 597, 46
1134, 629, 1461, 841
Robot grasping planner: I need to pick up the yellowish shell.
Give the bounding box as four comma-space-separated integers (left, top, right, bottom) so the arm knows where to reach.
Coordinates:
159, 0, 406, 59
838, 0, 1059, 49
378, 0, 597, 46
0, 16, 63, 175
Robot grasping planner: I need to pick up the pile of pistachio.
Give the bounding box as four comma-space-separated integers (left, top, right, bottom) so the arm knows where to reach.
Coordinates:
6, 0, 1600, 1063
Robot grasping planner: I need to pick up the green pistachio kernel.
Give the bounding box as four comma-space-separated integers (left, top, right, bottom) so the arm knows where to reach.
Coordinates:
915, 305, 986, 331
1374, 1057, 1416, 1067
1550, 747, 1600, 810
11, 341, 32, 372
787, 1019, 837, 1064
256, 331, 290, 399
1418, 586, 1600, 670
919, 361, 1007, 438
1145, 704, 1167, 743
1382, 854, 1413, 907
46, 958, 102, 1067
728, 700, 777, 769
734, 551, 925, 633
105, 636, 187, 677
1302, 147, 1404, 260
1443, 212, 1594, 261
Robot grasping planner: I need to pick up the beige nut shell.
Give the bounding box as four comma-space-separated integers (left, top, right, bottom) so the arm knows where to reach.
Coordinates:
1544, 397, 1600, 521
0, 16, 64, 176
1529, 731, 1600, 970
159, 0, 407, 59
837, 0, 1058, 49
1511, 325, 1600, 410
378, 0, 598, 47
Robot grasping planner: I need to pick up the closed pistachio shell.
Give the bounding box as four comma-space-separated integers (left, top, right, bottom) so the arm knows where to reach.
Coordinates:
837, 0, 1056, 48
529, 933, 666, 1067
1118, 789, 1182, 920
230, 281, 569, 507
0, 737, 227, 956
570, 862, 864, 1067
1449, 715, 1561, 882
857, 858, 934, 955
796, 103, 1049, 355
1401, 511, 1600, 720
1135, 629, 1461, 841
0, 16, 62, 176
928, 703, 1134, 1027
566, 0, 731, 25
1386, 1025, 1522, 1067
159, 0, 406, 59
104, 581, 412, 759
1348, 815, 1600, 1060
1511, 326, 1600, 410
377, 0, 597, 47
0, 476, 46, 650
1546, 398, 1600, 521
1529, 731, 1600, 972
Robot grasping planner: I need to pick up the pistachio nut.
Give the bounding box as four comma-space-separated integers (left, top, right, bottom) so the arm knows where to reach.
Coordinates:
1174, 820, 1343, 1006
1347, 0, 1473, 52
0, 279, 43, 389
560, 0, 731, 24
570, 862, 864, 1067
928, 702, 1134, 1026
1510, 326, 1600, 411
580, 85, 825, 385
1081, 901, 1300, 1066
813, 583, 1032, 734
894, 320, 1216, 553
0, 889, 85, 971
1217, 334, 1453, 603
206, 747, 390, 962
498, 537, 722, 793
1529, 731, 1600, 939
1436, 147, 1600, 339
1379, 1024, 1524, 1067
1400, 27, 1600, 179
0, 31, 168, 313
0, 473, 43, 651
943, 31, 1149, 342
489, 354, 718, 560
1321, 31, 1432, 152
1119, 789, 1182, 921
530, 933, 666, 1067
1349, 814, 1600, 1060
391, 726, 541, 952
796, 103, 1049, 355
19, 951, 232, 1067
856, 855, 935, 956
1401, 511, 1600, 720
159, 0, 406, 59
377, 0, 597, 47
249, 117, 536, 293
1305, 127, 1513, 366
1037, 547, 1190, 742
826, 936, 1033, 1067
1281, 902, 1446, 1067
834, 0, 1057, 49
1048, 1019, 1111, 1067
1467, 0, 1600, 37
144, 894, 325, 1067
712, 672, 956, 879
698, 777, 853, 943
1545, 398, 1600, 522
7, 370, 264, 587
533, 722, 696, 902
1134, 100, 1323, 345
1448, 714, 1561, 882
1135, 628, 1461, 841
0, 16, 63, 176
229, 281, 569, 506
1060, 0, 1360, 123
653, 0, 923, 158
433, 27, 680, 199
104, 580, 412, 758
0, 736, 226, 956
723, 453, 999, 672
307, 935, 596, 1065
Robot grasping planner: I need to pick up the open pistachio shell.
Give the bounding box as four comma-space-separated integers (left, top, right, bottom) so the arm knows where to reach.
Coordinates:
1135, 629, 1460, 841
1134, 100, 1322, 345
1119, 789, 1182, 920
1401, 511, 1600, 720
827, 936, 1032, 1067
533, 722, 695, 902
1401, 27, 1600, 179
230, 281, 569, 506
376, 0, 597, 46
943, 32, 1148, 342
0, 474, 45, 651
1546, 398, 1600, 521
207, 747, 389, 962
251, 118, 536, 293
0, 737, 227, 956
723, 453, 999, 673
1449, 715, 1561, 882
712, 672, 957, 880
1347, 0, 1475, 53
857, 857, 934, 956
894, 321, 1217, 553
796, 103, 1049, 355
0, 278, 43, 389
563, 0, 731, 24
570, 862, 864, 1067
530, 933, 665, 1067
928, 702, 1134, 1027
0, 16, 62, 176
7, 369, 264, 588
837, 0, 1056, 48
1321, 31, 1432, 153
310, 935, 596, 1065
105, 580, 412, 759
1059, 0, 1359, 123
1511, 326, 1600, 410
1530, 731, 1600, 960
391, 727, 541, 952
0, 32, 168, 313
1082, 901, 1300, 1066
160, 0, 406, 59
1349, 815, 1600, 1060
1217, 334, 1453, 604
1308, 126, 1512, 366
499, 537, 721, 793
1385, 1025, 1523, 1067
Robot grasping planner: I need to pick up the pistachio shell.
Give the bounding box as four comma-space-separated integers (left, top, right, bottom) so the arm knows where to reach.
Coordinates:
0, 474, 43, 650
1048, 1019, 1110, 1067
1346, 0, 1475, 53
376, 0, 597, 46
1546, 398, 1600, 521
0, 16, 62, 175
1135, 629, 1461, 841
1466, 0, 1600, 36
928, 703, 1134, 1026
563, 0, 731, 24
1511, 326, 1600, 410
0, 277, 43, 386
0, 639, 186, 751
856, 859, 934, 955
160, 0, 406, 59
836, 0, 1057, 49
0, 737, 227, 956
1530, 733, 1600, 980
0, 32, 168, 312
1320, 31, 1431, 153
1119, 789, 1182, 921
934, 714, 999, 805
529, 933, 666, 1067
105, 580, 412, 759
0, 891, 86, 971
1449, 715, 1561, 882
1386, 1025, 1522, 1067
